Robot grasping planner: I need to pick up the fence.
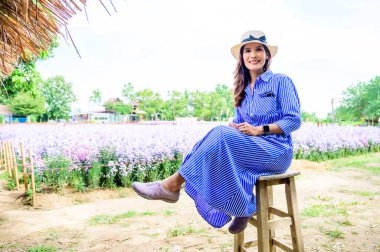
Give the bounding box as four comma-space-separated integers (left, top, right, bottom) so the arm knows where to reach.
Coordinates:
0, 141, 36, 206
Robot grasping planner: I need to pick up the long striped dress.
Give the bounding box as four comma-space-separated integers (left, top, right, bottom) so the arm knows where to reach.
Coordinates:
178, 70, 301, 228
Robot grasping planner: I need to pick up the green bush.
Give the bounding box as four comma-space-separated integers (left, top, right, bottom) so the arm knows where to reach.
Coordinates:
98, 146, 118, 188
68, 169, 85, 192
86, 162, 101, 188
7, 178, 17, 190
42, 156, 71, 193
294, 144, 380, 162
29, 115, 37, 123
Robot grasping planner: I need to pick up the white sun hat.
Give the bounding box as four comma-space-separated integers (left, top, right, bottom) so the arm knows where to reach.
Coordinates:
231, 30, 278, 60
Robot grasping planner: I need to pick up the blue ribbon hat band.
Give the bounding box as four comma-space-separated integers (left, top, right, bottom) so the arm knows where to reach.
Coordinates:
241, 35, 267, 44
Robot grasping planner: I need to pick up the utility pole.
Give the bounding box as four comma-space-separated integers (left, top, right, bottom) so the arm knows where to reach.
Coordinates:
331, 98, 335, 124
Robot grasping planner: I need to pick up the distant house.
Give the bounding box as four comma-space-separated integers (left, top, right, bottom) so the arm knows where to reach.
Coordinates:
104, 97, 123, 104
129, 101, 146, 122
71, 110, 128, 123
70, 98, 146, 123
104, 98, 146, 122
0, 105, 12, 123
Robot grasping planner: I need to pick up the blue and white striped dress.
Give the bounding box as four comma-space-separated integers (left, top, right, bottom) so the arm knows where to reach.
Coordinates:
178, 70, 301, 228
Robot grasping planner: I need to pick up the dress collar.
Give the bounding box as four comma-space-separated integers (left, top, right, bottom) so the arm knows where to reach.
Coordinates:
259, 70, 273, 82
244, 70, 273, 94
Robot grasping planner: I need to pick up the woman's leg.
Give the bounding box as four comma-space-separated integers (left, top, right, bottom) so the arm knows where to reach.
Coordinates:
161, 172, 185, 192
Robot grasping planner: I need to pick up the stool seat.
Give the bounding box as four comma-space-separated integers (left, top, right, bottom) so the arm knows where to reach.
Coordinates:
258, 171, 300, 181
234, 171, 304, 252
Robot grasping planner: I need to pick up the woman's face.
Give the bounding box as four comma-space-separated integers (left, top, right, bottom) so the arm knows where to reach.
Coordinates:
242, 42, 267, 74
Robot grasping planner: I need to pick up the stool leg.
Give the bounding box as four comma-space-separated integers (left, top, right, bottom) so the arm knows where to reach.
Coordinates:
285, 177, 304, 252
234, 232, 244, 252
257, 181, 270, 252
267, 186, 276, 252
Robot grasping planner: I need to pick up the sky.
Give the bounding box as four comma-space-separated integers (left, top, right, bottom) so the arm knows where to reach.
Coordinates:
36, 0, 380, 117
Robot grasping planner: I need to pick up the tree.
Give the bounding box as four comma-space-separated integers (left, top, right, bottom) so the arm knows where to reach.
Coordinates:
0, 60, 42, 103
104, 101, 132, 115
122, 82, 135, 104
0, 40, 58, 103
301, 111, 318, 122
135, 89, 164, 120
210, 84, 234, 121
339, 82, 368, 120
163, 90, 189, 120
336, 76, 380, 123
89, 89, 102, 106
8, 93, 45, 117
41, 75, 77, 120
191, 90, 212, 120
363, 76, 380, 124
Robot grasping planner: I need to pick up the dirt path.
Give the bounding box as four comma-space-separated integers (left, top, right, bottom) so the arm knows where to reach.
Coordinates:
0, 160, 379, 252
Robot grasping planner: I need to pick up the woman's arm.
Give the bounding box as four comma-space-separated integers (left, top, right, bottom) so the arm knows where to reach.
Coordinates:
235, 122, 282, 136
274, 76, 301, 136
229, 107, 244, 129
236, 75, 301, 136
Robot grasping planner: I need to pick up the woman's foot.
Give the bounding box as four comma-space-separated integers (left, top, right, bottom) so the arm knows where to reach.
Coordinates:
228, 216, 251, 234
131, 181, 180, 203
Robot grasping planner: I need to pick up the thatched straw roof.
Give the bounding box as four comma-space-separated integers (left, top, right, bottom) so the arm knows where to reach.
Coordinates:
0, 0, 88, 76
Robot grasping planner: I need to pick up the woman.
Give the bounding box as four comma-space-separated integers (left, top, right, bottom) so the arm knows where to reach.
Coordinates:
132, 30, 301, 234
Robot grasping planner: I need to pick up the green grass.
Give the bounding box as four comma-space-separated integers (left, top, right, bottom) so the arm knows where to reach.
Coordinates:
0, 242, 23, 251
88, 210, 159, 225
338, 189, 379, 199
336, 219, 353, 226
311, 195, 333, 202
142, 211, 158, 216
352, 191, 379, 197
167, 224, 205, 238
88, 211, 137, 225
323, 229, 345, 240
327, 153, 380, 175
319, 226, 345, 240
28, 245, 59, 252
0, 171, 9, 180
338, 200, 358, 206
164, 210, 175, 216
301, 204, 347, 217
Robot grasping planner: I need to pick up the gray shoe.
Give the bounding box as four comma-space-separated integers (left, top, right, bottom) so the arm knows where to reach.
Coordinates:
228, 217, 251, 234
132, 181, 180, 203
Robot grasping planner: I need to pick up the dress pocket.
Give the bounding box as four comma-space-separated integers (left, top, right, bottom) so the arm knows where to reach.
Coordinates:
254, 95, 277, 115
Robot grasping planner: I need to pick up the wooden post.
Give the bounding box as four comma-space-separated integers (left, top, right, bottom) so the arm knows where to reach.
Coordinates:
29, 149, 36, 207
11, 143, 20, 191
234, 231, 244, 252
5, 142, 12, 177
0, 142, 3, 170
9, 142, 15, 177
257, 180, 270, 252
2, 142, 7, 173
267, 186, 276, 252
20, 143, 28, 192
285, 177, 304, 252
9, 143, 14, 176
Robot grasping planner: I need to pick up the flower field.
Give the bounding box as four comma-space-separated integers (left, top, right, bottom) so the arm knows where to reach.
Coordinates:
1, 123, 379, 191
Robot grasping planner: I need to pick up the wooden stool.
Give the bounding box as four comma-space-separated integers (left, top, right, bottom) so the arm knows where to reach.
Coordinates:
234, 171, 304, 252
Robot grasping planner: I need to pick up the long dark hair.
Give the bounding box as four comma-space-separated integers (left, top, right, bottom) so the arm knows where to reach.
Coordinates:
233, 44, 272, 107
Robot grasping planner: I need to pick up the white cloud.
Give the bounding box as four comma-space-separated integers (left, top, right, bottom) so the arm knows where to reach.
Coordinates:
36, 0, 380, 117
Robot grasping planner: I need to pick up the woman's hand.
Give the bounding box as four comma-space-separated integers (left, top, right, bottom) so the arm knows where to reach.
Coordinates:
228, 122, 238, 129
236, 122, 263, 136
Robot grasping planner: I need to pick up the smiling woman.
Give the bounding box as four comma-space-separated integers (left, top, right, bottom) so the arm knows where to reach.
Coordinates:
132, 30, 302, 234
0, 0, 88, 76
